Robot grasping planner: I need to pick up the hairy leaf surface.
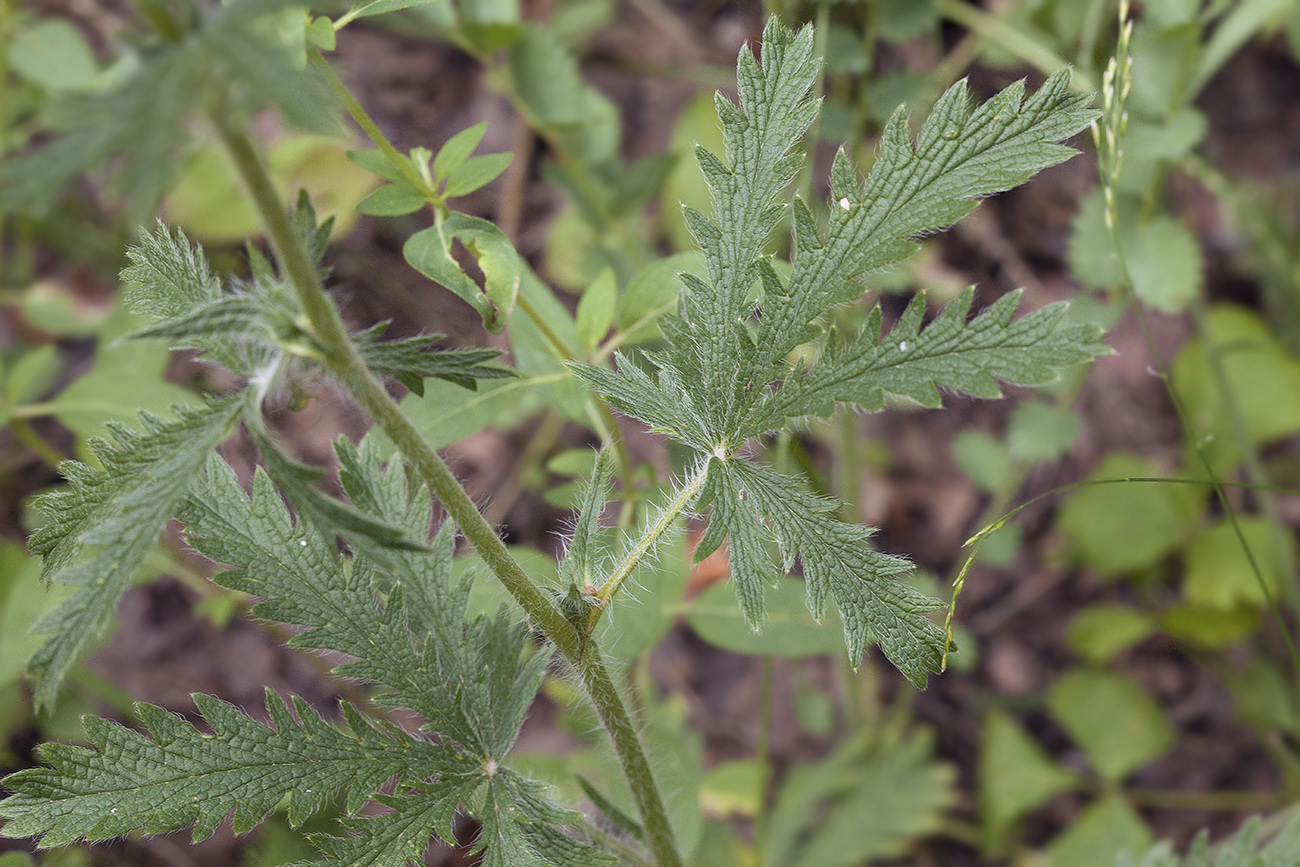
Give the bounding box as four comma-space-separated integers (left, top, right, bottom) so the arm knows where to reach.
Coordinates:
24, 399, 243, 710
575, 16, 1105, 686
0, 691, 455, 846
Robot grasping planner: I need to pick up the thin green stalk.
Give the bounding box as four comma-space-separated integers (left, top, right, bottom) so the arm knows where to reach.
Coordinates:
217, 117, 684, 867
1188, 296, 1296, 606
314, 32, 643, 525
1123, 787, 1287, 812
307, 47, 434, 200
593, 463, 707, 611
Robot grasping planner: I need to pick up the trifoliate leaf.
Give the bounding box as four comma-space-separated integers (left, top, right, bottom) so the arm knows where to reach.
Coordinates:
24, 399, 244, 710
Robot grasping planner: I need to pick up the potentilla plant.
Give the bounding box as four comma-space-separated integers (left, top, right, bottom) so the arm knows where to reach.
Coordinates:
0, 9, 1105, 867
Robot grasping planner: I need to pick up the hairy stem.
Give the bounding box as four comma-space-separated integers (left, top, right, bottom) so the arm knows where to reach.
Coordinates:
593, 463, 708, 611
217, 118, 684, 867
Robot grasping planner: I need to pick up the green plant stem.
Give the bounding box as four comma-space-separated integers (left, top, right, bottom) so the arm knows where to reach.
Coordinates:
308, 47, 434, 199
217, 117, 684, 867
593, 463, 707, 610
1187, 297, 1297, 607
316, 41, 643, 520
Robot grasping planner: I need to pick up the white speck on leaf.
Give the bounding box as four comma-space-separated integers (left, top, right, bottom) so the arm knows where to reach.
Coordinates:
838, 197, 850, 211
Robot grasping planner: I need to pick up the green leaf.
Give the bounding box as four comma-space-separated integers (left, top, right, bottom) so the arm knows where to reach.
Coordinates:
1006, 402, 1081, 464
166, 136, 377, 243
1048, 796, 1151, 867
394, 377, 540, 452
1173, 304, 1300, 473
434, 122, 488, 179
575, 268, 617, 352
0, 691, 453, 846
713, 459, 947, 687
344, 0, 446, 22
758, 69, 1098, 374
615, 252, 703, 345
1183, 517, 1290, 610
352, 321, 514, 395
507, 24, 617, 164
0, 0, 340, 219
700, 761, 761, 818
558, 447, 616, 593
356, 181, 428, 216
246, 420, 424, 553
305, 15, 336, 50
4, 344, 61, 410
0, 544, 71, 688
9, 19, 99, 90
763, 729, 953, 867
1048, 669, 1175, 783
1125, 217, 1203, 313
686, 576, 845, 658
1068, 191, 1203, 311
1117, 814, 1300, 866
750, 287, 1108, 434
952, 430, 1014, 492
24, 398, 244, 710
1066, 605, 1158, 664
979, 710, 1078, 849
1056, 453, 1204, 577
444, 154, 512, 198
404, 211, 522, 332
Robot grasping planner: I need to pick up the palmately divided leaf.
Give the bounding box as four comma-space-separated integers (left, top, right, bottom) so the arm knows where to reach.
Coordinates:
0, 690, 455, 848
661, 16, 821, 445
246, 416, 425, 553
178, 455, 443, 718
577, 16, 1105, 686
24, 398, 244, 710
